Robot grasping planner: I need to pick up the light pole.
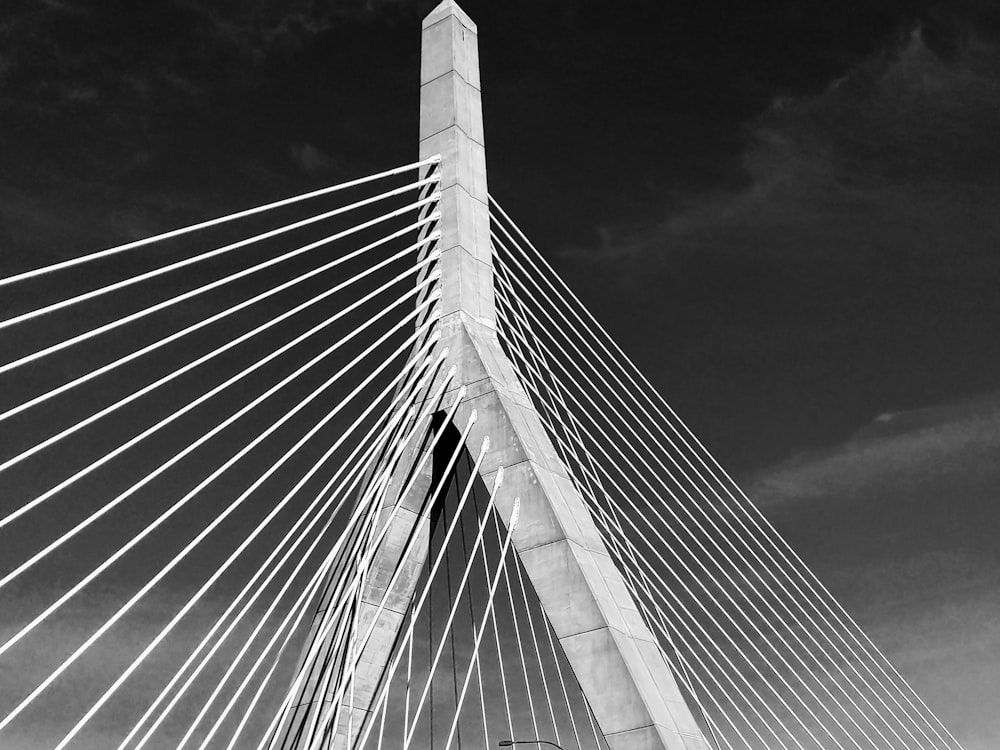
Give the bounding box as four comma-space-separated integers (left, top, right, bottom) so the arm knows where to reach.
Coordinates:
499, 741, 565, 750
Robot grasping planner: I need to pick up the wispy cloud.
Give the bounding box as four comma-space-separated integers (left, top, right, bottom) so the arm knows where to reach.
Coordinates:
567, 27, 1000, 266
0, 1, 415, 117
748, 392, 1000, 508
174, 0, 417, 63
288, 142, 349, 176
746, 391, 1000, 748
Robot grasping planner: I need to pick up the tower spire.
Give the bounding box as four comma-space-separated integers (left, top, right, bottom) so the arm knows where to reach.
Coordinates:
419, 0, 494, 329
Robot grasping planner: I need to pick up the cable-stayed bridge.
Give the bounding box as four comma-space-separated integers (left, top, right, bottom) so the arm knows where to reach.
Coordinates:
0, 3, 966, 750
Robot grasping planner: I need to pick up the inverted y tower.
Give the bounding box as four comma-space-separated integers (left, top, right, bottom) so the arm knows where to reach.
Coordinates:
283, 3, 712, 749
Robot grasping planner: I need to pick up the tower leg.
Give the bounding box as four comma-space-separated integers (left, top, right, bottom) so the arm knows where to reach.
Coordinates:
276, 408, 442, 750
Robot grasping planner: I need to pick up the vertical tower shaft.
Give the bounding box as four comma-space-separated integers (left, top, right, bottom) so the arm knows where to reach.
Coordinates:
419, 1, 495, 330
278, 4, 712, 749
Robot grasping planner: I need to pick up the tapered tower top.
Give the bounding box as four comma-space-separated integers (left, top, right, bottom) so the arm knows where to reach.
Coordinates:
423, 0, 477, 31
419, 0, 493, 328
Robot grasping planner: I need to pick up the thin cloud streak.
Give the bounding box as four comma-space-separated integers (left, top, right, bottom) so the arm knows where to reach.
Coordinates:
747, 392, 1000, 749
564, 27, 1000, 266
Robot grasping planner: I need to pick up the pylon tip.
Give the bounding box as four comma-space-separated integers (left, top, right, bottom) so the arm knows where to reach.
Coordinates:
423, 0, 477, 32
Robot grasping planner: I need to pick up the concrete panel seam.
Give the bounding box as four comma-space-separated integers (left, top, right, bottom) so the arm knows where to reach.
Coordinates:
558, 622, 631, 640
420, 184, 487, 209
420, 122, 484, 146
605, 724, 703, 740
421, 66, 478, 90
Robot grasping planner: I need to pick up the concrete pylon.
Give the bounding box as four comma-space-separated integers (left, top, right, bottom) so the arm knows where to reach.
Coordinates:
416, 5, 711, 750
280, 3, 713, 749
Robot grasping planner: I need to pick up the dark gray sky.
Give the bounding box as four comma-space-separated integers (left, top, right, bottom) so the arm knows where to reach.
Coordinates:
3, 0, 1000, 468
2, 0, 999, 747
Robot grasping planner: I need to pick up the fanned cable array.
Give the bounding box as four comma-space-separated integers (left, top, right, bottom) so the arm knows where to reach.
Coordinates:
0, 132, 968, 750
316, 452, 610, 750
0, 157, 450, 748
489, 196, 965, 750
0, 150, 619, 750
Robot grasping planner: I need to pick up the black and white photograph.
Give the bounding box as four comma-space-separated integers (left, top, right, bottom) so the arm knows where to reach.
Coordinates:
1, 2, 997, 748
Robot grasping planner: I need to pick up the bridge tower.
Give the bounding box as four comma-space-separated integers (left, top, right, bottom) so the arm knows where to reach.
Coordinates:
279, 3, 711, 749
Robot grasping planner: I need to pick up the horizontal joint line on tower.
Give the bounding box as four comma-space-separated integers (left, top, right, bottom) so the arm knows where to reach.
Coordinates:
421, 67, 479, 91
419, 122, 485, 146
558, 622, 642, 642
501, 522, 602, 557
443, 375, 493, 390
435, 241, 492, 256
606, 724, 709, 742
422, 182, 488, 206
